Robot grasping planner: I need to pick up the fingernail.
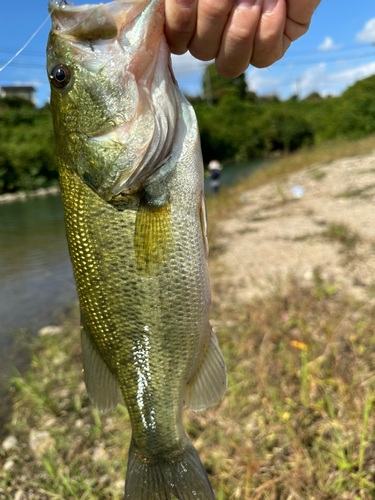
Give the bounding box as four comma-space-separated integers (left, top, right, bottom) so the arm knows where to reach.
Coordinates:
175, 0, 196, 6
235, 0, 258, 7
263, 0, 278, 13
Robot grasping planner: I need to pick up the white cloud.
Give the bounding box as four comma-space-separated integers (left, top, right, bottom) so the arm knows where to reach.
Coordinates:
171, 52, 208, 77
357, 18, 375, 42
318, 37, 341, 51
296, 63, 328, 97
245, 67, 286, 96
328, 61, 375, 85
171, 52, 209, 95
293, 61, 375, 99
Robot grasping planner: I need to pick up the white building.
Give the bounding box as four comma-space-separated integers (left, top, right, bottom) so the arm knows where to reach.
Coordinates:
0, 86, 36, 104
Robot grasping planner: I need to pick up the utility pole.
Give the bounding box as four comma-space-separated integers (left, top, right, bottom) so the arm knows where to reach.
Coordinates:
295, 77, 301, 100
205, 66, 213, 106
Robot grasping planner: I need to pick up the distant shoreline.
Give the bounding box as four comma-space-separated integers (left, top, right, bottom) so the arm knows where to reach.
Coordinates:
0, 185, 60, 205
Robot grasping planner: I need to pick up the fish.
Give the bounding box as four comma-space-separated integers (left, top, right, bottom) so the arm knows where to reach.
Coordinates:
46, 0, 227, 498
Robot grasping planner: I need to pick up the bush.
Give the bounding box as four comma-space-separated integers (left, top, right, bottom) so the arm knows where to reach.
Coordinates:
259, 107, 314, 152
0, 107, 58, 194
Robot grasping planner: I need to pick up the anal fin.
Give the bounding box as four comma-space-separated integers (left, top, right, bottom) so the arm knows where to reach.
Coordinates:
81, 322, 120, 413
185, 329, 227, 411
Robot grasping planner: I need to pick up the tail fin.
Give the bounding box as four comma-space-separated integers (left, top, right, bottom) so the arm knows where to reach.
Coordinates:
124, 437, 215, 500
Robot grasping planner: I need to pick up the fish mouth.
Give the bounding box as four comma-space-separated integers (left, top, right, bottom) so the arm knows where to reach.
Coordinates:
48, 0, 119, 40
48, 0, 151, 41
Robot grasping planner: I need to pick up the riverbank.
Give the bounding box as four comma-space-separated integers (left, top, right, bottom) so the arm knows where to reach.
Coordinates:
0, 186, 60, 205
3, 140, 375, 499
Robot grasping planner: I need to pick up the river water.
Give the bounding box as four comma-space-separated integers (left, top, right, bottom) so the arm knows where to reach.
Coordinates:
0, 194, 77, 434
0, 159, 267, 434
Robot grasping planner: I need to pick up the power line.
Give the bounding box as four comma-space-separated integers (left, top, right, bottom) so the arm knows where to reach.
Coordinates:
275, 51, 375, 67
0, 61, 46, 69
252, 79, 364, 90
286, 42, 375, 57
0, 41, 373, 59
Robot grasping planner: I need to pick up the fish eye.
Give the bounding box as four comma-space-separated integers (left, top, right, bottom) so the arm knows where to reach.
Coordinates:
50, 65, 71, 89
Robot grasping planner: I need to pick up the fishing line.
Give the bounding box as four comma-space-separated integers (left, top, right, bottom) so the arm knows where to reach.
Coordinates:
0, 13, 51, 73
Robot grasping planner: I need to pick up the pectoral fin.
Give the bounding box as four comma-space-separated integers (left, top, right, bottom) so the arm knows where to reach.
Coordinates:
199, 191, 209, 260
185, 329, 227, 411
134, 194, 173, 276
81, 319, 120, 413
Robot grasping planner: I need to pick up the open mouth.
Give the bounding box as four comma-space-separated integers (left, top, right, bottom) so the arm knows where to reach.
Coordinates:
48, 0, 150, 41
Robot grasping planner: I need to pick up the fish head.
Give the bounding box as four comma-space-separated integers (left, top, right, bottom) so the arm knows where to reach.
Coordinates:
47, 0, 177, 202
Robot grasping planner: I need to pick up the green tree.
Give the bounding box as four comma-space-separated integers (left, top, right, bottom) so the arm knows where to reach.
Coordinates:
0, 106, 58, 194
202, 63, 248, 104
259, 107, 314, 152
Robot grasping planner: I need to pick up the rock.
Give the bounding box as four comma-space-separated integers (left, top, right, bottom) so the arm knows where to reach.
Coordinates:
52, 352, 67, 366
114, 479, 125, 490
2, 435, 17, 452
92, 446, 108, 462
44, 417, 57, 428
99, 474, 109, 485
57, 388, 70, 399
75, 419, 84, 429
38, 325, 63, 337
14, 491, 27, 500
29, 430, 55, 458
3, 459, 15, 471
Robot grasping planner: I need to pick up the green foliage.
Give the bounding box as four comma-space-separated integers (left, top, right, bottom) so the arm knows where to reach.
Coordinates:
0, 105, 58, 194
202, 64, 248, 104
0, 96, 35, 110
194, 66, 375, 165
3, 70, 375, 195
334, 75, 375, 138
303, 91, 323, 103
258, 106, 314, 152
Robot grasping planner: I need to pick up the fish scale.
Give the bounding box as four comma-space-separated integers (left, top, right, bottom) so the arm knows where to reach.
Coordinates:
48, 0, 227, 497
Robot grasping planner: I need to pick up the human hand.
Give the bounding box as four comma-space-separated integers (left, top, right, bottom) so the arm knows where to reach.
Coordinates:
165, 0, 321, 78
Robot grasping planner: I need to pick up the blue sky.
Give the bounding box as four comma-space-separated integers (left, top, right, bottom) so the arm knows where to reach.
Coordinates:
0, 0, 374, 106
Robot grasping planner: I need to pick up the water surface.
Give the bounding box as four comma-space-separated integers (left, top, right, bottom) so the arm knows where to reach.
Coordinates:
0, 194, 77, 434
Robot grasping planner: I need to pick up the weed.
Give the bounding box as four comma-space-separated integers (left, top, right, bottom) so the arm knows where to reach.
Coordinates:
308, 169, 326, 181
322, 222, 360, 251
337, 184, 375, 199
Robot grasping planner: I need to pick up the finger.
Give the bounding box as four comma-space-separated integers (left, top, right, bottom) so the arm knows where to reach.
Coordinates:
250, 0, 289, 68
165, 0, 198, 55
284, 16, 309, 42
285, 0, 321, 42
215, 0, 263, 79
188, 0, 233, 62
287, 0, 321, 26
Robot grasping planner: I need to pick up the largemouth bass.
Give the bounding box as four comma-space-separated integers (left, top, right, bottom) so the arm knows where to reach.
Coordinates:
47, 0, 227, 498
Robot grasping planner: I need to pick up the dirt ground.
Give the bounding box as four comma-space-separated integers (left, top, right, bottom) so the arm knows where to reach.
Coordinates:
212, 150, 375, 304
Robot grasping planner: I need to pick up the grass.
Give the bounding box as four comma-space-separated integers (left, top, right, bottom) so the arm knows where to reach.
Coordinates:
322, 223, 361, 251
3, 275, 375, 499
2, 135, 375, 499
336, 184, 375, 199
